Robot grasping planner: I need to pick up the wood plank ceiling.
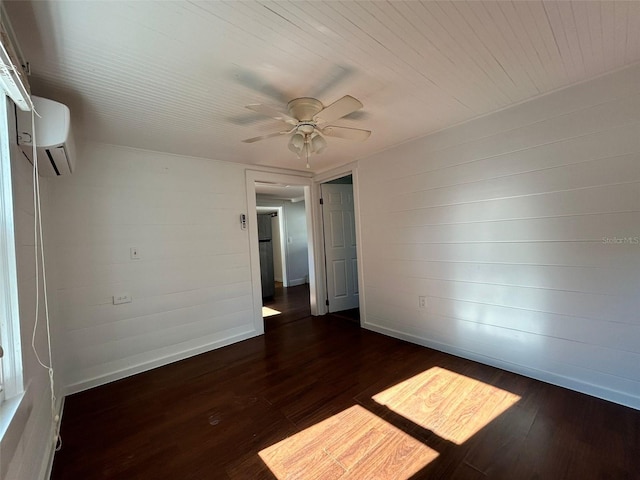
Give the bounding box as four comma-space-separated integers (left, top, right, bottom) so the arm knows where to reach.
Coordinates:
5, 1, 640, 172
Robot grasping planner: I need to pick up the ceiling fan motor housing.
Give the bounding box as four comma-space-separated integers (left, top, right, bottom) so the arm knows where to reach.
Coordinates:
287, 97, 324, 122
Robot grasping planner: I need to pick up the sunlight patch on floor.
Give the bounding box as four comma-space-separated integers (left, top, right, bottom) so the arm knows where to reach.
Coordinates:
262, 306, 281, 318
373, 366, 520, 444
259, 405, 438, 479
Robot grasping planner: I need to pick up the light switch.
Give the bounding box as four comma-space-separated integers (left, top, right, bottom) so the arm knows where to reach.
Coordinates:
130, 247, 140, 260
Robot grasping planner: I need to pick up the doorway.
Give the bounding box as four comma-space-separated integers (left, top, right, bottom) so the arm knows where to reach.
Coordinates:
320, 174, 360, 324
246, 171, 317, 335
255, 206, 286, 294
255, 197, 310, 326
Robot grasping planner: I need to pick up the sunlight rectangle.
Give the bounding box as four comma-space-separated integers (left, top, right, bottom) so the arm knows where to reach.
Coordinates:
373, 367, 520, 445
259, 405, 438, 479
262, 306, 281, 318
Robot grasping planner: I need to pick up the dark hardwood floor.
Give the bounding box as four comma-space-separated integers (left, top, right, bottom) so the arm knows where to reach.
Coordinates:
52, 285, 640, 479
262, 283, 312, 330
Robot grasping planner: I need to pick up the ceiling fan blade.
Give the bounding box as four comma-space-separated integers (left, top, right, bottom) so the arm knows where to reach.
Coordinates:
321, 125, 371, 141
245, 104, 298, 125
227, 113, 266, 126
242, 130, 290, 144
314, 95, 363, 125
311, 65, 355, 99
232, 68, 290, 103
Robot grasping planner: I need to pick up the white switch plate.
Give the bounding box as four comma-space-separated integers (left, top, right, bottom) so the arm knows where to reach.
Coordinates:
113, 294, 132, 305
130, 247, 140, 260
419, 296, 427, 308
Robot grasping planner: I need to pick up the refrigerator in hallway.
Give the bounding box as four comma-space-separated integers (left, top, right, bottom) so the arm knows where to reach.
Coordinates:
257, 213, 275, 299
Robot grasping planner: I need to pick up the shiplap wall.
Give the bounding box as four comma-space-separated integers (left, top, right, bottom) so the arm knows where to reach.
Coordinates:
358, 64, 640, 409
51, 143, 257, 393
3, 103, 63, 480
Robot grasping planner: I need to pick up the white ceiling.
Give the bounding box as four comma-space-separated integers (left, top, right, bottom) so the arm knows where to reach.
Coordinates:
6, 1, 640, 173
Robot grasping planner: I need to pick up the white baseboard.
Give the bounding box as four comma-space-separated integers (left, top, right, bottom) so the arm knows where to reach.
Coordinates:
39, 397, 64, 480
287, 277, 307, 287
363, 321, 640, 411
65, 328, 259, 395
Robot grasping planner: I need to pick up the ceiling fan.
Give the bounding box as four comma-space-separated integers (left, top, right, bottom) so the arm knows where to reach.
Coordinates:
241, 95, 371, 168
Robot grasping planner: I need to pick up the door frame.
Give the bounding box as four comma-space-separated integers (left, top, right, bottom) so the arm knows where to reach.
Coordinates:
246, 170, 316, 334
312, 162, 366, 323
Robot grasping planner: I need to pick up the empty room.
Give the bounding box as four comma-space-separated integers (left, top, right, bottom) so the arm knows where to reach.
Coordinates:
0, 1, 639, 479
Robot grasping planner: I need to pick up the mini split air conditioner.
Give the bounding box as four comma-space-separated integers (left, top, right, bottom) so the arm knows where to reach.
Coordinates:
16, 95, 76, 176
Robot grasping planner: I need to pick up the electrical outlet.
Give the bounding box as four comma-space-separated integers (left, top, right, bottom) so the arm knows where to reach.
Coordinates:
419, 296, 427, 308
113, 294, 132, 305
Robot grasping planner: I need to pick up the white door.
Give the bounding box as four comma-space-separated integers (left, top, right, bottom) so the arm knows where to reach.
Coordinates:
321, 183, 358, 313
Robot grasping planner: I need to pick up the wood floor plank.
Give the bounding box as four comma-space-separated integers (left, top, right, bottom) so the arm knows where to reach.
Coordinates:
51, 284, 640, 479
323, 406, 388, 470
342, 420, 439, 480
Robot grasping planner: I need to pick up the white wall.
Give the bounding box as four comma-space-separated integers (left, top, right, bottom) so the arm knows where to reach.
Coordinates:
358, 64, 640, 409
3, 102, 63, 480
50, 143, 257, 393
284, 201, 309, 286
271, 215, 283, 283
256, 196, 309, 286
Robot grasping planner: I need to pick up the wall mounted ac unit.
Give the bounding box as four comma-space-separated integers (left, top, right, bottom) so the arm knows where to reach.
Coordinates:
16, 95, 76, 176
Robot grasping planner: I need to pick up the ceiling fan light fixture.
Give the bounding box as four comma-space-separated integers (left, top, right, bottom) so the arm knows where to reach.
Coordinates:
242, 94, 370, 170
288, 132, 305, 155
287, 141, 299, 156
310, 132, 327, 154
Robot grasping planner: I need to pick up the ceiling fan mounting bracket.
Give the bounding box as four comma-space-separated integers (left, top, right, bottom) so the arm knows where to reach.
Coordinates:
287, 97, 324, 122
